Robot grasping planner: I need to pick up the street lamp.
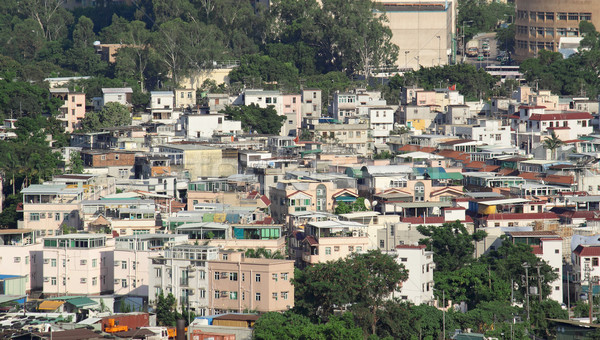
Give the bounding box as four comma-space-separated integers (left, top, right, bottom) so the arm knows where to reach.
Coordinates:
462, 20, 473, 63
436, 35, 441, 66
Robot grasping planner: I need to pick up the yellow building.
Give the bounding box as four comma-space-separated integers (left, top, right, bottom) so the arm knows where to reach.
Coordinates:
158, 144, 237, 179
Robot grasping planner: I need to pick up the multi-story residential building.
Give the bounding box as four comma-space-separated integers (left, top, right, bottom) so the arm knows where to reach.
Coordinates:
149, 91, 176, 122
269, 178, 358, 224
301, 89, 322, 123
81, 150, 135, 179
207, 94, 232, 114
514, 0, 600, 60
174, 88, 196, 111
208, 251, 294, 314
369, 107, 395, 145
309, 122, 371, 156
243, 90, 283, 116
397, 105, 437, 131
113, 234, 188, 297
81, 199, 159, 236
50, 88, 86, 132
390, 245, 435, 305
0, 229, 44, 294
511, 106, 593, 150
149, 245, 220, 316
298, 220, 369, 267
41, 234, 114, 296
101, 88, 133, 110
449, 119, 513, 147
282, 94, 301, 136
20, 184, 83, 236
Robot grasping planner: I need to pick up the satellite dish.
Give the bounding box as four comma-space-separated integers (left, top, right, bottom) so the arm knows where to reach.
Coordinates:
372, 201, 378, 207
364, 199, 371, 210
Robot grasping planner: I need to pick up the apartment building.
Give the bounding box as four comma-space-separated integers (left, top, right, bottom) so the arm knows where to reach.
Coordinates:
390, 245, 435, 305
301, 89, 322, 123
149, 245, 220, 317
101, 88, 133, 110
514, 0, 600, 60
208, 251, 294, 313
149, 91, 176, 122
0, 229, 44, 294
299, 220, 369, 267
174, 88, 196, 111
81, 199, 159, 236
180, 114, 242, 139
41, 234, 114, 296
113, 234, 188, 297
158, 143, 237, 179
50, 88, 86, 132
21, 184, 83, 236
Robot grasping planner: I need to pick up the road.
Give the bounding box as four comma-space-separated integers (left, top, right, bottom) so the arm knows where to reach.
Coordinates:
462, 32, 500, 70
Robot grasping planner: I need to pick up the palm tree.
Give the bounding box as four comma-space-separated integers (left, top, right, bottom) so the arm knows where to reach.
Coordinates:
543, 131, 564, 160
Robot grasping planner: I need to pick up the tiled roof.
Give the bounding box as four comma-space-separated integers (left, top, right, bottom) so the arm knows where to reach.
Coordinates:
528, 112, 592, 121
304, 235, 318, 245
395, 244, 427, 249
544, 174, 574, 185
574, 245, 600, 257
397, 145, 437, 153
483, 212, 559, 220
531, 245, 543, 255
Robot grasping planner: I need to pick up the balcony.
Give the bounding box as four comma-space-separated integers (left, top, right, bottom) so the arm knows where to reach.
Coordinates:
180, 278, 189, 286
302, 253, 319, 264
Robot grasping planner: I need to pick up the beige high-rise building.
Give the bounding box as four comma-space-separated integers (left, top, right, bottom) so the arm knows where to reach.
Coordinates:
514, 0, 600, 60
375, 0, 457, 70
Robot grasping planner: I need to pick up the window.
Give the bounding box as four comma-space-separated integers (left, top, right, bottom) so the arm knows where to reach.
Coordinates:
121, 279, 128, 288
214, 272, 220, 280
568, 13, 579, 21
80, 260, 87, 266
281, 273, 288, 281
325, 247, 331, 255
230, 291, 238, 300
229, 272, 238, 281
81, 278, 87, 284
14, 257, 20, 263
51, 277, 57, 285
200, 289, 206, 298
272, 273, 278, 281
51, 259, 57, 267
214, 290, 220, 299
272, 292, 278, 300
55, 213, 61, 221
401, 257, 408, 262
334, 246, 340, 252
555, 249, 560, 254
122, 261, 127, 269
356, 246, 362, 252
92, 277, 97, 286
266, 97, 272, 104
558, 12, 567, 20
200, 270, 206, 280
30, 213, 40, 221
281, 291, 289, 300
593, 258, 599, 267
255, 293, 261, 301
255, 274, 261, 282
555, 286, 560, 291
349, 246, 354, 252
222, 254, 228, 260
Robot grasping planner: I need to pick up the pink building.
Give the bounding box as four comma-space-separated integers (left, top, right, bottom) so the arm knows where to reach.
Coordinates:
21, 184, 83, 236
41, 234, 114, 296
0, 229, 43, 294
299, 220, 369, 267
208, 251, 294, 313
50, 88, 86, 132
282, 94, 302, 136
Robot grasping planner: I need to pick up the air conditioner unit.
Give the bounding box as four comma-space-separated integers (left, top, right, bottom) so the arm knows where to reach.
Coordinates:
352, 231, 359, 237
220, 291, 228, 298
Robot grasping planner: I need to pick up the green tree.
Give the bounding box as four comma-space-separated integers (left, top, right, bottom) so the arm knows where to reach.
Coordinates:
155, 292, 181, 327
220, 104, 285, 135
245, 247, 284, 259
417, 221, 487, 273
72, 15, 96, 48
69, 151, 84, 174
253, 311, 364, 340
80, 102, 132, 132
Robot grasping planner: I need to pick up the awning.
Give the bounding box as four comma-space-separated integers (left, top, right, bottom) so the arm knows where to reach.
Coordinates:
38, 300, 65, 311
66, 297, 97, 308
446, 172, 464, 180
335, 196, 357, 202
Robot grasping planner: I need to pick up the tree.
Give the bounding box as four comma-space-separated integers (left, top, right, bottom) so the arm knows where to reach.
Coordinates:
543, 131, 564, 160
20, 0, 74, 41
417, 221, 487, 273
253, 311, 364, 340
68, 151, 84, 174
245, 247, 284, 259
293, 250, 408, 330
155, 292, 181, 327
220, 104, 285, 135
80, 102, 132, 132
72, 15, 96, 49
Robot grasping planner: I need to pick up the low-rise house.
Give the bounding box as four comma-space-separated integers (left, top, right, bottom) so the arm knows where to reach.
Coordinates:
158, 143, 237, 179
101, 88, 133, 110
81, 199, 160, 236
180, 114, 242, 139
149, 91, 176, 122
0, 229, 43, 294
174, 88, 196, 111
81, 150, 135, 179
20, 184, 83, 236
41, 234, 114, 297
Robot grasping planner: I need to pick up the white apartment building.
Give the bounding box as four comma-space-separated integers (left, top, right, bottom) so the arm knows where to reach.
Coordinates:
243, 90, 283, 115
149, 245, 219, 317
150, 91, 177, 122
390, 245, 435, 305
180, 114, 242, 139
369, 107, 395, 145
41, 234, 114, 296
101, 88, 133, 109
450, 119, 513, 147
113, 234, 189, 297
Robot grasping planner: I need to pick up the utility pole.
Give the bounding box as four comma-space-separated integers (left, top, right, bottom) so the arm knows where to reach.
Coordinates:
536, 263, 543, 303
442, 290, 446, 340
523, 262, 531, 322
